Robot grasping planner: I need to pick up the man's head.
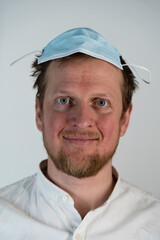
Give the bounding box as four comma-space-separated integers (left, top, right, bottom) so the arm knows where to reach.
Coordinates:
32, 28, 137, 116
32, 28, 138, 178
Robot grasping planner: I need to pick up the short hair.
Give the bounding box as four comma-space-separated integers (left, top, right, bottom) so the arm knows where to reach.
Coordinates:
32, 53, 138, 116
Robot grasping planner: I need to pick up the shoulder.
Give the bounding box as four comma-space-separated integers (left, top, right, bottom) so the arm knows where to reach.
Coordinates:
120, 178, 160, 205
106, 178, 160, 237
0, 175, 38, 239
0, 174, 37, 207
117, 178, 160, 225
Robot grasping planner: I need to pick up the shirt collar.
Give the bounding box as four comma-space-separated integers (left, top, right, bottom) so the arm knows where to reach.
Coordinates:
36, 160, 75, 206
36, 160, 120, 204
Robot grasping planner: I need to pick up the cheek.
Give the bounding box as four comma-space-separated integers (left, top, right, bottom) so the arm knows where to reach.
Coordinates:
98, 116, 120, 141
100, 121, 114, 138
43, 111, 66, 139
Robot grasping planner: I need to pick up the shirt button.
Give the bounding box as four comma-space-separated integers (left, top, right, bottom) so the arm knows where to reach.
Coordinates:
62, 195, 68, 202
75, 234, 82, 240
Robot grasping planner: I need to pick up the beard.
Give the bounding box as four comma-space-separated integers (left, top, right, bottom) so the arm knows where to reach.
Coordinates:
42, 129, 120, 179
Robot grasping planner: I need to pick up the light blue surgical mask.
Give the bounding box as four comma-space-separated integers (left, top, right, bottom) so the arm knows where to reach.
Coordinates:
10, 27, 151, 84
38, 27, 123, 69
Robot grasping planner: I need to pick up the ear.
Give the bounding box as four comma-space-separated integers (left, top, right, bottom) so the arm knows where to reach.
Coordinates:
120, 103, 132, 137
35, 98, 43, 132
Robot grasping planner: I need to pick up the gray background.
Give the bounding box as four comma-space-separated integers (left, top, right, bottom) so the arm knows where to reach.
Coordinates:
0, 0, 160, 198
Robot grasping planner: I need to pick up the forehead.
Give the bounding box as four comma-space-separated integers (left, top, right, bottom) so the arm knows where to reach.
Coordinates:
45, 56, 124, 96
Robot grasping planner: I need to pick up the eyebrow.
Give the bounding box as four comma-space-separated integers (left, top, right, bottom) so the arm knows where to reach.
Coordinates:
55, 90, 118, 101
90, 93, 119, 102
56, 90, 72, 95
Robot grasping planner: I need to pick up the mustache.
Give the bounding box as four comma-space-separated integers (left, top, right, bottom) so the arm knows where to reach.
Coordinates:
59, 129, 102, 140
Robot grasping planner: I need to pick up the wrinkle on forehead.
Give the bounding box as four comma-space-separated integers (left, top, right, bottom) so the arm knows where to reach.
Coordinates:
47, 56, 122, 77
45, 57, 124, 102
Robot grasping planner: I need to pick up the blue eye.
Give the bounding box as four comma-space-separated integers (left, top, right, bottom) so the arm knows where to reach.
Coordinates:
96, 99, 108, 107
58, 97, 70, 105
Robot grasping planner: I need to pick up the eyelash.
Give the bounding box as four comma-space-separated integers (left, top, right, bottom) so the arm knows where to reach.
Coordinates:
92, 98, 109, 107
57, 97, 75, 105
56, 97, 110, 109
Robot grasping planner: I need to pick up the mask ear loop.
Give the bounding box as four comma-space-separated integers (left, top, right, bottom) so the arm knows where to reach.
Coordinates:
10, 50, 42, 66
10, 53, 151, 84
122, 63, 151, 84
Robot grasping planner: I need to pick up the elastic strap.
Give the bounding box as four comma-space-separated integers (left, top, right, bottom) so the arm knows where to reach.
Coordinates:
122, 63, 151, 84
10, 51, 41, 66
10, 52, 151, 84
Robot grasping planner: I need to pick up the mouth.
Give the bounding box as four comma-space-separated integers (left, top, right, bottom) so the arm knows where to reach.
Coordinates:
63, 136, 99, 146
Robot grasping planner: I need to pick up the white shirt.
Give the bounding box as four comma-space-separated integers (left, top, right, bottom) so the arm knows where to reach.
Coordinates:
0, 160, 160, 240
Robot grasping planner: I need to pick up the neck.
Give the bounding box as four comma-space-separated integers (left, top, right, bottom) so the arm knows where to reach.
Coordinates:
46, 159, 116, 219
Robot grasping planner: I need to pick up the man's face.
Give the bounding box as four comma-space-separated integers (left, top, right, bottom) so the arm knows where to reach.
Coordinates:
36, 57, 132, 178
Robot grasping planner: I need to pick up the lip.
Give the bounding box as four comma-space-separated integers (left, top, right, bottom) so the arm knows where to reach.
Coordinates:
63, 136, 98, 146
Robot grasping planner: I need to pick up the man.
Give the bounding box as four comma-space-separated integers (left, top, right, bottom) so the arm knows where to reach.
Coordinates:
0, 28, 159, 239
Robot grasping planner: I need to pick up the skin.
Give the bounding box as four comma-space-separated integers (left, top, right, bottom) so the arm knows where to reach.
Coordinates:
36, 57, 132, 219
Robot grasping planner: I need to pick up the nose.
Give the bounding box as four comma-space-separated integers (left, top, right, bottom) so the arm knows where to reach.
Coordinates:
67, 104, 95, 129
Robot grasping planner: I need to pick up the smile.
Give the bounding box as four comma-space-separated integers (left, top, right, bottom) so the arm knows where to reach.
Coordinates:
63, 136, 98, 146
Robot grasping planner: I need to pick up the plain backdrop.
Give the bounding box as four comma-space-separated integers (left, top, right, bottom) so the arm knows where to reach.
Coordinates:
0, 0, 160, 198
